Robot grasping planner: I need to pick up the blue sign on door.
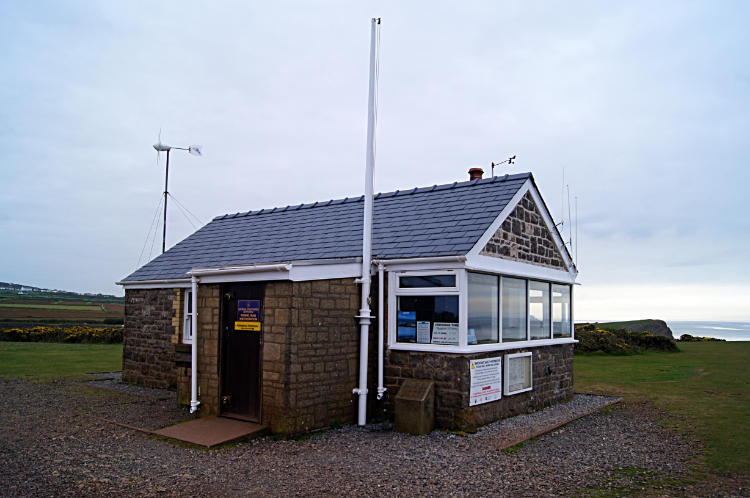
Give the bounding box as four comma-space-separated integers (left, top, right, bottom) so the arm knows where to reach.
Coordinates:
237, 300, 260, 321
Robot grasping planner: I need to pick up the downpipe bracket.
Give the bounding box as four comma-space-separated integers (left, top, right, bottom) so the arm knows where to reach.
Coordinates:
352, 388, 368, 395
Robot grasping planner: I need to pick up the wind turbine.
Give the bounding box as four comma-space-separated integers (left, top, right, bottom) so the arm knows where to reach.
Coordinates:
153, 131, 203, 253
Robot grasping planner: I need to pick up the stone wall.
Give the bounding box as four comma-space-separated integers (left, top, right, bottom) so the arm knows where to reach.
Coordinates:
195, 284, 221, 417
263, 279, 361, 434
481, 192, 570, 271
122, 288, 178, 390
381, 344, 574, 430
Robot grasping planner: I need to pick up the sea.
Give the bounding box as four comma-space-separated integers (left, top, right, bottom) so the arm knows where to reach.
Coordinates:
578, 320, 750, 341
667, 321, 750, 341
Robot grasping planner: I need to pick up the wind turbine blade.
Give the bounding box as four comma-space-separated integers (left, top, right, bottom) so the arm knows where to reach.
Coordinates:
188, 145, 203, 157
156, 129, 162, 165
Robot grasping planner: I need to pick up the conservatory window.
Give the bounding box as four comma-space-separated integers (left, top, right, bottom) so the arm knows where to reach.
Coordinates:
397, 295, 460, 345
552, 284, 571, 338
467, 272, 498, 345
529, 281, 551, 340
502, 277, 527, 342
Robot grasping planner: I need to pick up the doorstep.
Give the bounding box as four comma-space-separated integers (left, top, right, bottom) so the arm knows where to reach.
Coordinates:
153, 417, 268, 448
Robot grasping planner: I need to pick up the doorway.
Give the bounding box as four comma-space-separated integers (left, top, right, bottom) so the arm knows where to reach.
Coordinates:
220, 282, 264, 422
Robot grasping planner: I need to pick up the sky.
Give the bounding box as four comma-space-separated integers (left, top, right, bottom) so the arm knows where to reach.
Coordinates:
1, 1, 748, 321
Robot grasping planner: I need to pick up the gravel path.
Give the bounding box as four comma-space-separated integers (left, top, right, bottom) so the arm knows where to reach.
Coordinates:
1, 375, 746, 497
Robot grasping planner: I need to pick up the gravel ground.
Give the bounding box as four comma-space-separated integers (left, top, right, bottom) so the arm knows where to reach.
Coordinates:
1, 374, 747, 498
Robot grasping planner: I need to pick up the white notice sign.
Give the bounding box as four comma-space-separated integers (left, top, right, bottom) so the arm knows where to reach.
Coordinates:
431, 322, 459, 345
470, 357, 502, 405
416, 321, 431, 344
508, 356, 527, 392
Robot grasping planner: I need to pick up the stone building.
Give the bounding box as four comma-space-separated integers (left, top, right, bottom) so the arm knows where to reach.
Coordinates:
118, 170, 577, 435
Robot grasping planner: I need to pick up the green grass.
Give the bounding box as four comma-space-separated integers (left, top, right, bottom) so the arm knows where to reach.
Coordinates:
575, 341, 750, 474
0, 342, 122, 379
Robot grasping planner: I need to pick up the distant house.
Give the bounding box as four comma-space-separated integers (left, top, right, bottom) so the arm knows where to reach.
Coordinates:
118, 170, 577, 434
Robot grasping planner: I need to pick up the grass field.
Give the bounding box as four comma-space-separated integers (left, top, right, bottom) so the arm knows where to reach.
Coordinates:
576, 341, 750, 474
0, 342, 123, 379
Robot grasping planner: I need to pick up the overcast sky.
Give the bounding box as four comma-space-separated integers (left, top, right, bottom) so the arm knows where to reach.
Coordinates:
1, 1, 748, 321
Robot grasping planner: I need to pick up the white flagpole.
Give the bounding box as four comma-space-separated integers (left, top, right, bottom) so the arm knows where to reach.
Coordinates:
354, 17, 380, 426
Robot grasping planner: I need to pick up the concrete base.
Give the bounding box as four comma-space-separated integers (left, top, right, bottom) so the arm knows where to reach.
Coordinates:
153, 417, 268, 448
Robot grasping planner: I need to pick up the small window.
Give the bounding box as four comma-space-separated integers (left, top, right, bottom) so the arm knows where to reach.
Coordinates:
183, 290, 193, 344
502, 277, 527, 342
529, 281, 551, 340
397, 295, 459, 345
467, 272, 498, 345
552, 284, 571, 338
399, 274, 456, 289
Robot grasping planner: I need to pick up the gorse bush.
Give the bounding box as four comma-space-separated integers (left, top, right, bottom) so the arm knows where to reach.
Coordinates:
0, 326, 122, 344
679, 334, 726, 342
574, 324, 678, 355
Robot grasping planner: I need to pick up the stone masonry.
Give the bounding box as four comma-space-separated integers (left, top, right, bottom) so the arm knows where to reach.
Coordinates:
122, 288, 178, 390
481, 191, 571, 271
382, 344, 574, 431
262, 279, 361, 435
171, 279, 361, 434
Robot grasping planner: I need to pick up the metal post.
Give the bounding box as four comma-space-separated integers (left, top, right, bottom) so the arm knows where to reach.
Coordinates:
354, 18, 380, 426
162, 149, 170, 253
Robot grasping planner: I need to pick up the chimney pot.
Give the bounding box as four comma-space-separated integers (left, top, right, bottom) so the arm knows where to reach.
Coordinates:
469, 168, 484, 181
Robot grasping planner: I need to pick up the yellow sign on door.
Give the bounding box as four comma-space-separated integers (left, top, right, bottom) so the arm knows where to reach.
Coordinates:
235, 321, 261, 331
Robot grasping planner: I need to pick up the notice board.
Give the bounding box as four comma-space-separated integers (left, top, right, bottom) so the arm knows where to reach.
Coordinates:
469, 357, 502, 406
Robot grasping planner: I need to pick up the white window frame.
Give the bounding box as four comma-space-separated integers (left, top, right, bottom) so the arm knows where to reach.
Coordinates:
182, 289, 193, 345
504, 351, 533, 395
389, 269, 576, 353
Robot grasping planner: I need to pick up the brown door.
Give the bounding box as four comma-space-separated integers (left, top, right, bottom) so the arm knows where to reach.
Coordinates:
220, 282, 264, 422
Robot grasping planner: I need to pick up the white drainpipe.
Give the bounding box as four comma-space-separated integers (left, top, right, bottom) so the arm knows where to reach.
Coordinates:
377, 263, 386, 400
189, 275, 200, 414
353, 18, 380, 426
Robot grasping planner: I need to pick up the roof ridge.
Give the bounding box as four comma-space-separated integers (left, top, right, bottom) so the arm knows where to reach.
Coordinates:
212, 172, 532, 221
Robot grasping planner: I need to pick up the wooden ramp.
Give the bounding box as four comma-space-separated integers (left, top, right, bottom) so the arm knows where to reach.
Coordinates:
153, 417, 268, 448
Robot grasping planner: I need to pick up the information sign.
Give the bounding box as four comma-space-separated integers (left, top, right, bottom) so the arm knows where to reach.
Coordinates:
431, 322, 459, 345
236, 300, 261, 332
416, 321, 431, 344
469, 357, 502, 405
237, 300, 260, 322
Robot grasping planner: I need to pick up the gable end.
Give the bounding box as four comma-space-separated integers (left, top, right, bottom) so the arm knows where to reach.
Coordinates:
480, 192, 568, 271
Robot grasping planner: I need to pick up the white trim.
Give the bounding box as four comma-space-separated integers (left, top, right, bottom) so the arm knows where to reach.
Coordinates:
119, 281, 193, 290
466, 255, 576, 284
389, 338, 577, 354
504, 352, 533, 395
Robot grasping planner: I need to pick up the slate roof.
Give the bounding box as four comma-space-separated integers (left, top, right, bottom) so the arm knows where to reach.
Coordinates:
121, 173, 533, 282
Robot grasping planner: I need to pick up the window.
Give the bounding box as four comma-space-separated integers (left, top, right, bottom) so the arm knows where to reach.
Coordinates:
502, 277, 527, 342
183, 290, 193, 344
399, 274, 456, 289
467, 272, 498, 345
504, 352, 532, 395
397, 295, 459, 345
552, 284, 571, 338
529, 281, 551, 340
